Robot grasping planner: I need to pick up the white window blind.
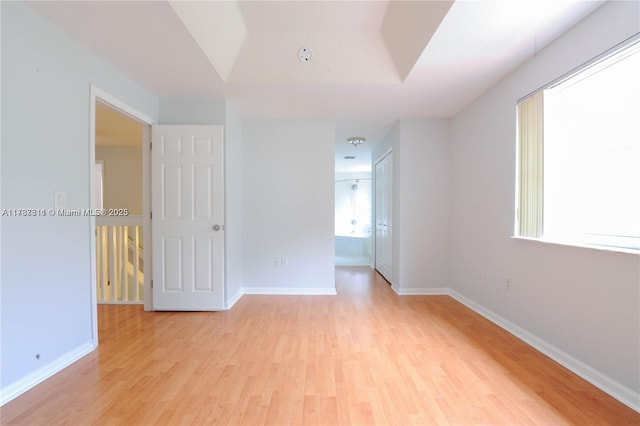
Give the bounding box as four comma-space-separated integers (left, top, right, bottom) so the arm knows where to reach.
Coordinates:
516, 91, 544, 238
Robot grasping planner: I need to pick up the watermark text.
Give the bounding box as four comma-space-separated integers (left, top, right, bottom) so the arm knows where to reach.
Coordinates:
2, 208, 130, 217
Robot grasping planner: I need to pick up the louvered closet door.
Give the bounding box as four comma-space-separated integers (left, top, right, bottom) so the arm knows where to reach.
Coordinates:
375, 152, 393, 282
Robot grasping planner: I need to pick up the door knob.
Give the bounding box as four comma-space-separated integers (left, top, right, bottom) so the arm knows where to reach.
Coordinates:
213, 224, 221, 231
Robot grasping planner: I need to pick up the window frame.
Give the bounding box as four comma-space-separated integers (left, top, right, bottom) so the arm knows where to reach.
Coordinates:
514, 34, 640, 254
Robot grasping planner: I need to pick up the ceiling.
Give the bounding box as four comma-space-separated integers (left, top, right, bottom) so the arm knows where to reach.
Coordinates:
28, 0, 604, 172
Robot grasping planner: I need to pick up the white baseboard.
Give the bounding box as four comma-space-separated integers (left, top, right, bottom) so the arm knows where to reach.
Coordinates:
335, 260, 371, 267
0, 341, 95, 406
449, 289, 640, 413
4, 290, 636, 413
393, 287, 450, 296
242, 287, 337, 296
225, 287, 243, 309
224, 286, 338, 309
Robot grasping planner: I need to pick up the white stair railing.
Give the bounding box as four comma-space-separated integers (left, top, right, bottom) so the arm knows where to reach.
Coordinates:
96, 216, 144, 304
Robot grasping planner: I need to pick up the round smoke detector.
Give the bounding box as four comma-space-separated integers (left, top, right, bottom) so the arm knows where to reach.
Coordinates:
298, 47, 312, 62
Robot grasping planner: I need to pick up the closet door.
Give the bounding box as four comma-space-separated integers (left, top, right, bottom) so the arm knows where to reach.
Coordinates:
375, 152, 393, 282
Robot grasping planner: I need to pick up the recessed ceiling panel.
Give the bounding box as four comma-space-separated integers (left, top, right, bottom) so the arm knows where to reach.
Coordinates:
169, 1, 246, 82
27, 0, 609, 120
238, 1, 388, 31
381, 0, 454, 80
229, 30, 400, 84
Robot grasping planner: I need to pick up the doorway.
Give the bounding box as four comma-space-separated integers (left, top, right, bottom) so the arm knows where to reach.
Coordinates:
94, 101, 145, 304
334, 130, 374, 267
89, 86, 154, 345
335, 174, 372, 266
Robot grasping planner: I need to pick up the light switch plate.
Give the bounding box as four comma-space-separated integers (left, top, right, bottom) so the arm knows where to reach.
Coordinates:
54, 192, 66, 209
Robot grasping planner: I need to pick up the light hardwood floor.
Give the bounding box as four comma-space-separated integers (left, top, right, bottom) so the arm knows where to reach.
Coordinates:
2, 267, 638, 425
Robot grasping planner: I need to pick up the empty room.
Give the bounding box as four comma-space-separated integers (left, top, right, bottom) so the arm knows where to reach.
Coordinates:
1, 1, 639, 425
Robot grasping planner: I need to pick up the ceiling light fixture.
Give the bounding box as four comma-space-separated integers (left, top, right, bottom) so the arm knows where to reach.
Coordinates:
347, 137, 365, 147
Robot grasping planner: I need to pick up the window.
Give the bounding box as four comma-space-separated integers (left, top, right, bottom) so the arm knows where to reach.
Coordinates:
516, 37, 640, 251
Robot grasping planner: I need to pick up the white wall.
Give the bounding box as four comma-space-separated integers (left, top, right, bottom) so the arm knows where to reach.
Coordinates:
397, 119, 450, 293
0, 1, 158, 394
95, 146, 143, 215
449, 0, 640, 401
373, 119, 451, 293
158, 99, 225, 125
242, 119, 335, 293
224, 102, 243, 306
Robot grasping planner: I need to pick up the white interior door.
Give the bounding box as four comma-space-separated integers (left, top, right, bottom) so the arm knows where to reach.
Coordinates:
151, 125, 224, 310
375, 152, 393, 282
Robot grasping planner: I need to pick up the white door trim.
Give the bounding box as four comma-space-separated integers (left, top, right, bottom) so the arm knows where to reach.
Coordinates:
374, 147, 393, 166
89, 85, 155, 347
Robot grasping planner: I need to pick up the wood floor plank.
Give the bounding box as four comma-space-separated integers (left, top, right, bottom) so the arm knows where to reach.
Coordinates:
2, 266, 639, 425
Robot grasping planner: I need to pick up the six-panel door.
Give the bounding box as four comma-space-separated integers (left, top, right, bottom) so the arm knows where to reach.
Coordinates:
151, 125, 224, 310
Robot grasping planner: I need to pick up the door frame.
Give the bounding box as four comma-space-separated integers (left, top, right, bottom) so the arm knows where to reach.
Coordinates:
89, 86, 155, 346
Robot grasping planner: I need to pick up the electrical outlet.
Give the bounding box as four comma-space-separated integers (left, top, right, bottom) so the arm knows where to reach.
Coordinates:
505, 278, 512, 290
274, 256, 281, 267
